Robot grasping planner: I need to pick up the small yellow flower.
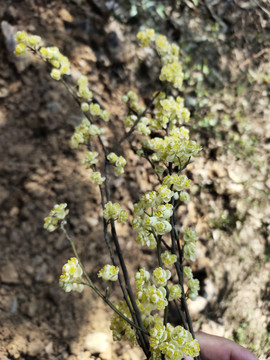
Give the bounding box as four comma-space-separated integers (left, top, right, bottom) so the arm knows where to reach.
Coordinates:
50, 68, 61, 80
98, 264, 119, 281
91, 171, 105, 186
27, 35, 41, 47
44, 203, 69, 232
14, 43, 27, 56
153, 267, 171, 287
15, 31, 28, 44
59, 257, 84, 293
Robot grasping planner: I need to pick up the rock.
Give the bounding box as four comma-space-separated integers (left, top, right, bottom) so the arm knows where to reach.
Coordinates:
27, 339, 44, 357
121, 347, 144, 360
59, 8, 74, 23
0, 263, 19, 284
100, 344, 112, 360
7, 336, 27, 358
45, 341, 53, 354
204, 279, 216, 300
0, 86, 9, 98
188, 296, 207, 315
86, 217, 99, 227
24, 181, 46, 198
0, 185, 9, 205
84, 332, 110, 354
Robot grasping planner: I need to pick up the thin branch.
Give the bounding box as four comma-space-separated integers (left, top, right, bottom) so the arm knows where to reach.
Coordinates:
110, 221, 150, 356
119, 91, 161, 144
60, 223, 148, 334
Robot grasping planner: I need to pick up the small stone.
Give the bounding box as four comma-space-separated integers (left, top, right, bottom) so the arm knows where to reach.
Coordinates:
84, 332, 110, 354
86, 217, 99, 227
204, 279, 216, 300
121, 347, 144, 360
45, 342, 53, 354
59, 8, 74, 23
188, 296, 207, 315
7, 342, 21, 359
70, 342, 81, 355
27, 339, 44, 357
0, 87, 9, 98
0, 185, 9, 205
7, 336, 27, 358
10, 206, 19, 217
0, 263, 19, 284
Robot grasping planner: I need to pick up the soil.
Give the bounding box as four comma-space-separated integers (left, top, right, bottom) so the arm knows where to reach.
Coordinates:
0, 1, 269, 360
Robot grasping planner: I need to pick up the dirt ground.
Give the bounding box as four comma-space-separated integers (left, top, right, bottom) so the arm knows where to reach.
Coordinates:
0, 1, 269, 360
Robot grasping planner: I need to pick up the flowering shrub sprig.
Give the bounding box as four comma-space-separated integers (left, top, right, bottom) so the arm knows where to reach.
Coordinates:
43, 203, 69, 232
15, 28, 203, 360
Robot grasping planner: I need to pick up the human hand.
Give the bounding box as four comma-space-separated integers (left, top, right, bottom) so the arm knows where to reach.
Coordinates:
185, 331, 259, 360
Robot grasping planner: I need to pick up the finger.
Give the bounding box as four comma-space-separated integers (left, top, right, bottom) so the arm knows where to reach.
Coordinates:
195, 331, 258, 360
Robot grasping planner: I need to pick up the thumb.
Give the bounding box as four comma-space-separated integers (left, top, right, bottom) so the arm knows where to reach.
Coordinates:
195, 331, 258, 360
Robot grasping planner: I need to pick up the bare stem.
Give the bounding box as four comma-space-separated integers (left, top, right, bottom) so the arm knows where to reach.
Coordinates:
119, 91, 161, 144
110, 221, 150, 356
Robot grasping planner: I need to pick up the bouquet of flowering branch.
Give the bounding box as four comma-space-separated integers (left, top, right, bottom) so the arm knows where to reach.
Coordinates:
14, 28, 202, 360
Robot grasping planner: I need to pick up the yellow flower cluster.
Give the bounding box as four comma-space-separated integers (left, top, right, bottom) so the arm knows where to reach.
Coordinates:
110, 301, 138, 345
149, 322, 200, 360
159, 62, 183, 90
137, 28, 155, 46
77, 76, 109, 120
59, 257, 84, 293
103, 201, 128, 224
90, 171, 105, 186
183, 226, 198, 243
107, 152, 127, 176
70, 118, 105, 148
98, 264, 119, 282
77, 75, 93, 101
183, 266, 193, 279
152, 267, 171, 287
122, 113, 151, 138
135, 267, 151, 289
150, 127, 202, 167
39, 46, 71, 81
122, 90, 144, 114
167, 284, 182, 301
187, 278, 200, 301
134, 266, 182, 315
161, 250, 177, 268
163, 174, 192, 192
81, 151, 99, 168
44, 203, 69, 232
150, 93, 190, 130
137, 29, 184, 90
179, 191, 190, 204
183, 227, 198, 263
137, 117, 151, 136
14, 31, 41, 56
110, 266, 199, 357
132, 189, 175, 248
184, 243, 197, 262
123, 114, 137, 128
137, 284, 168, 312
